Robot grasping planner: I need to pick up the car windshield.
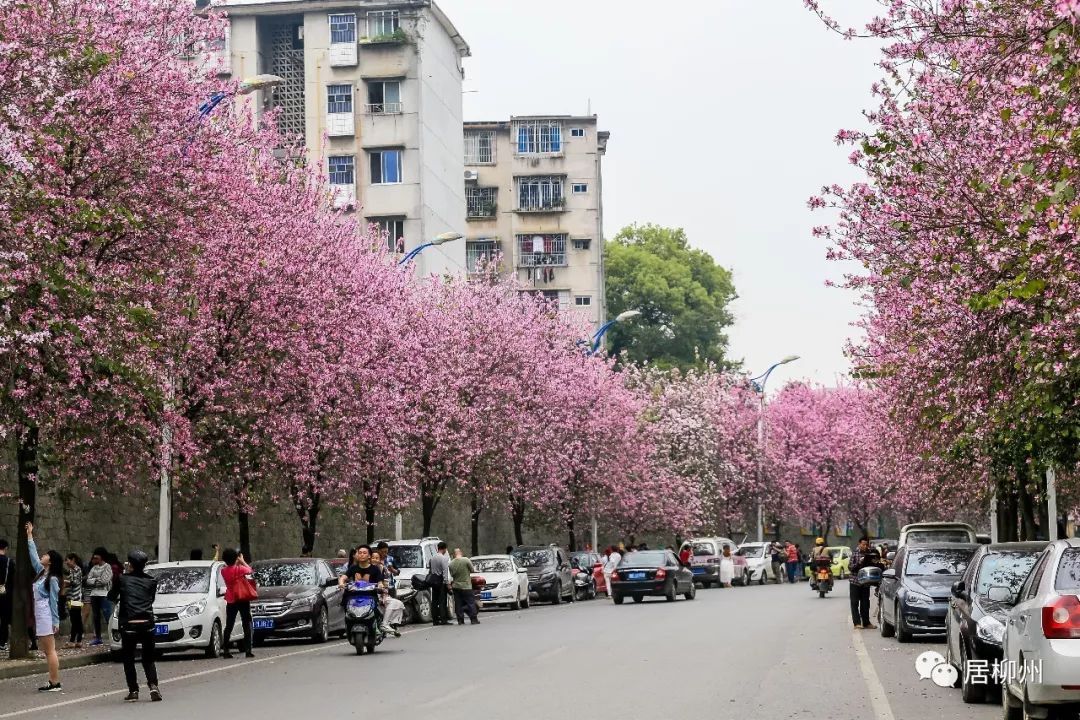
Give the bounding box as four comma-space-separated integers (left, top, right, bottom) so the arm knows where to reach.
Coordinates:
907, 530, 972, 544
388, 546, 424, 569
828, 549, 843, 559
692, 542, 716, 556
737, 546, 764, 558
570, 554, 594, 567
473, 559, 514, 573
1055, 548, 1080, 591
150, 567, 210, 595
905, 549, 974, 576
253, 563, 317, 587
513, 550, 554, 568
619, 551, 667, 568
976, 552, 1040, 599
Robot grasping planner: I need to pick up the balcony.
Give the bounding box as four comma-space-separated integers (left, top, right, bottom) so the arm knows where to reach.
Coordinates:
365, 102, 403, 115
330, 184, 356, 210
516, 234, 567, 267
466, 188, 497, 220
515, 196, 565, 214
359, 29, 409, 45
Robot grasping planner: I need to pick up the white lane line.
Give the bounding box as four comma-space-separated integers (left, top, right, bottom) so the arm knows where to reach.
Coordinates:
420, 682, 479, 709
852, 629, 897, 720
532, 645, 566, 663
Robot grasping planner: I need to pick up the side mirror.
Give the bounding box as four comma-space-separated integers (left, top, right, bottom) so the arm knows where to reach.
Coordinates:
987, 586, 1013, 603
323, 578, 339, 588
886, 552, 896, 561
882, 569, 896, 579
951, 580, 966, 599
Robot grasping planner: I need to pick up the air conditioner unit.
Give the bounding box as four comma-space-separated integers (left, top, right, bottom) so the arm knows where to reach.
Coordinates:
464, 170, 479, 182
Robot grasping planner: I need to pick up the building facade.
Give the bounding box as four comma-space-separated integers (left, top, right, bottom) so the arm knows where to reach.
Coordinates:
210, 0, 470, 276
462, 116, 610, 331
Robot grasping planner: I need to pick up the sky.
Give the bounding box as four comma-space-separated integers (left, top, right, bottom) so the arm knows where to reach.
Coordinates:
438, 0, 882, 387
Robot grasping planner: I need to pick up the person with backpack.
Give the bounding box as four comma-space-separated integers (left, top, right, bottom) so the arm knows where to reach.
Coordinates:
109, 550, 161, 702
26, 523, 62, 693
219, 548, 256, 659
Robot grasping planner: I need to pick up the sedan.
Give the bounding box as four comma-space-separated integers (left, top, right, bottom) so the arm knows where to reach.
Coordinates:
470, 555, 530, 610
946, 542, 1046, 703
1002, 538, 1080, 718
736, 542, 775, 584
249, 559, 345, 643
611, 550, 696, 604
879, 543, 978, 641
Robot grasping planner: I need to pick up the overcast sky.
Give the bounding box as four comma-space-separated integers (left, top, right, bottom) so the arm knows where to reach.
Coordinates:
438, 0, 881, 387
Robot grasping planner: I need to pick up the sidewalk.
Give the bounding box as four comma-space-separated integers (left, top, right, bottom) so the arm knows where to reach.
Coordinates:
0, 643, 110, 680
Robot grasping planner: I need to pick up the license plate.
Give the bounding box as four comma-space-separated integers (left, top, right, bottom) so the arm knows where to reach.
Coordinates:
480, 592, 493, 600
692, 567, 706, 575
628, 572, 645, 580
253, 619, 275, 630
154, 624, 168, 636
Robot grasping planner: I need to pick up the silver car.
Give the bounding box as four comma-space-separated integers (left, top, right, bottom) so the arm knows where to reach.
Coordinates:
1002, 538, 1080, 717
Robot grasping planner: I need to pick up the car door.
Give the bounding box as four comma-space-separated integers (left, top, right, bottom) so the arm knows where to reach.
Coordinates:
880, 548, 904, 623
950, 549, 981, 661
1008, 549, 1051, 673
318, 561, 344, 631
668, 552, 688, 590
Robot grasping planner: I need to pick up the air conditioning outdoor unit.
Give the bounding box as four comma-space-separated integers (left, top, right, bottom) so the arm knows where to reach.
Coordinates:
464, 170, 479, 182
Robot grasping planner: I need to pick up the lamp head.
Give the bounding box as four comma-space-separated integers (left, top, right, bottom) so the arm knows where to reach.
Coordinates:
615, 310, 641, 323
432, 231, 464, 246
237, 75, 284, 95
779, 355, 800, 365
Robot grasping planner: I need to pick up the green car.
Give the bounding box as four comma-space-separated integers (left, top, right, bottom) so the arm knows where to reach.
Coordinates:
804, 546, 852, 579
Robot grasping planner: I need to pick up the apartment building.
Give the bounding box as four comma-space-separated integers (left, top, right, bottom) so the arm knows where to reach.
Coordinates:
206, 0, 470, 276
462, 116, 610, 331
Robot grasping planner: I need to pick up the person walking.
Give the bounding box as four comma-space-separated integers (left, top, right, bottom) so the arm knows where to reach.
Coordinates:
26, 523, 62, 693
63, 554, 85, 648
85, 548, 112, 646
718, 544, 736, 588
848, 537, 882, 629
770, 542, 784, 584
220, 548, 256, 659
785, 542, 799, 584
427, 542, 452, 626
0, 538, 12, 653
449, 549, 478, 625
109, 550, 161, 702
603, 544, 622, 599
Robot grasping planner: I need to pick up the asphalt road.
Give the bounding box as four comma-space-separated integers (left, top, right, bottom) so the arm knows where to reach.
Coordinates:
0, 581, 1001, 720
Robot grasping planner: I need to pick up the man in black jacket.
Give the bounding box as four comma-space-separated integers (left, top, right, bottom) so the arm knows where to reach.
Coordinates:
108, 550, 161, 702
848, 537, 882, 629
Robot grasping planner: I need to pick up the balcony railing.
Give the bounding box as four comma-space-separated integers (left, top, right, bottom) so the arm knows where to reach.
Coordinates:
516, 196, 565, 213
365, 102, 403, 115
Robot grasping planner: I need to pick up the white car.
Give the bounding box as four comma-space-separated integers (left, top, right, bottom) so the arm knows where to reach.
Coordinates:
109, 561, 243, 658
471, 555, 530, 610
1002, 538, 1080, 718
737, 542, 776, 584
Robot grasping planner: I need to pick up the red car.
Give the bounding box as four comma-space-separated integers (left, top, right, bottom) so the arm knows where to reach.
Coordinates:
570, 551, 606, 596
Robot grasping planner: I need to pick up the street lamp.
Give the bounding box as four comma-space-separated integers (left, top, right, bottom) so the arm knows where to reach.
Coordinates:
751, 355, 800, 542
398, 231, 464, 267
197, 74, 284, 120
589, 309, 641, 355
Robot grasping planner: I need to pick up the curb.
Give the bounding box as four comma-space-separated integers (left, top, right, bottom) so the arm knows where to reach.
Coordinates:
0, 651, 110, 681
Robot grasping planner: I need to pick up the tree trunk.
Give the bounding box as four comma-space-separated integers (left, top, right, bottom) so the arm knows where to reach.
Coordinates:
512, 501, 526, 547
1036, 466, 1050, 541
238, 506, 252, 561
421, 492, 436, 538
10, 426, 39, 660
1019, 463, 1036, 542
470, 495, 481, 557
364, 503, 377, 545
566, 515, 577, 552
998, 477, 1019, 543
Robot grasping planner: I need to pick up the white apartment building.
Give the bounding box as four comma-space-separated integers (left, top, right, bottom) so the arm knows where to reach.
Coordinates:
204, 0, 470, 276
462, 116, 610, 331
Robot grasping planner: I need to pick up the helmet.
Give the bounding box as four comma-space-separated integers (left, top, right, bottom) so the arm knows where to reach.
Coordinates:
815, 537, 825, 546
127, 549, 149, 572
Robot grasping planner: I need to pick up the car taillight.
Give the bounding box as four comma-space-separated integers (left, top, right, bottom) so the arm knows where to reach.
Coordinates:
708, 557, 721, 565
1043, 595, 1080, 639
611, 571, 620, 581
655, 568, 667, 579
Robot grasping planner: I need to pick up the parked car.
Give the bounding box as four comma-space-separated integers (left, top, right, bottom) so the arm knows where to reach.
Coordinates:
946, 542, 1046, 703
688, 537, 749, 587
470, 555, 529, 610
803, 546, 852, 579
512, 545, 574, 604
570, 551, 606, 595
899, 522, 978, 547
385, 537, 445, 623
108, 561, 241, 658
249, 559, 344, 644
736, 542, 775, 584
1001, 538, 1080, 719
879, 542, 978, 641
610, 549, 696, 604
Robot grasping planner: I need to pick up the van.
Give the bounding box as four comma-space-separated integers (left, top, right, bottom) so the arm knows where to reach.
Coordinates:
898, 522, 977, 547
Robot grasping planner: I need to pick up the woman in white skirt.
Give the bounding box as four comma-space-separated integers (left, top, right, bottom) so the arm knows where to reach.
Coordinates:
26, 522, 63, 692
718, 544, 736, 588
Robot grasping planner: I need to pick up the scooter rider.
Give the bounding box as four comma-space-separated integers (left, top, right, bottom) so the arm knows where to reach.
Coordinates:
338, 546, 387, 635
809, 538, 831, 589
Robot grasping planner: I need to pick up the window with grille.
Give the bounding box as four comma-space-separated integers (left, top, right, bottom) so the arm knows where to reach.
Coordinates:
574, 296, 592, 307
572, 238, 592, 251
369, 149, 402, 184
517, 176, 564, 211
368, 10, 400, 37
370, 217, 405, 252
327, 84, 353, 114
516, 234, 567, 266
329, 14, 357, 44
515, 120, 562, 155
466, 239, 499, 273
367, 80, 402, 114
328, 155, 355, 185
464, 130, 495, 165
466, 187, 497, 218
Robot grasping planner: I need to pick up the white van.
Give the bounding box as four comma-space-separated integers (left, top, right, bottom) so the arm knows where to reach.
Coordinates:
898, 522, 977, 547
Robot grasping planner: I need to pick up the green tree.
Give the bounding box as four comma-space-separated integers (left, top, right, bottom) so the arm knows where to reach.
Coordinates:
604, 224, 737, 369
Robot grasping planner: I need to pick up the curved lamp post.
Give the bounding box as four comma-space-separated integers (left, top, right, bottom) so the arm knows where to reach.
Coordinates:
398, 231, 464, 267
589, 309, 641, 355
197, 74, 284, 120
751, 354, 800, 542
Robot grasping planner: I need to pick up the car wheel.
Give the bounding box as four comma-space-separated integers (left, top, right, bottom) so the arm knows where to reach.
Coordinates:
633, 594, 644, 603
878, 601, 895, 638
1001, 680, 1022, 720
700, 580, 711, 589
509, 597, 521, 611
417, 590, 433, 623
204, 620, 223, 658
613, 594, 624, 605
666, 581, 677, 602
960, 643, 985, 703
552, 582, 562, 605
758, 570, 766, 586
895, 601, 912, 643
522, 592, 530, 609
312, 607, 329, 644
685, 582, 696, 601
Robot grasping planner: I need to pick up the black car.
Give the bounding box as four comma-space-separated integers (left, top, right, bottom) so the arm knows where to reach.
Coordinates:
250, 559, 345, 643
946, 541, 1047, 703
610, 549, 696, 604
512, 546, 574, 604
879, 542, 978, 642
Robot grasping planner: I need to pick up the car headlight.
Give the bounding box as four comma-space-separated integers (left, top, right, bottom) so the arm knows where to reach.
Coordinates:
291, 594, 316, 610
539, 572, 556, 582
497, 580, 514, 589
976, 615, 1006, 644
178, 600, 206, 619
906, 591, 934, 606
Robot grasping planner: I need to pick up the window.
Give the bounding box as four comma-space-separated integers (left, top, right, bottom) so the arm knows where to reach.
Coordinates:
570, 127, 585, 138
369, 149, 402, 184
464, 130, 495, 165
517, 176, 564, 211
515, 120, 562, 155
466, 239, 499, 273
327, 84, 353, 114
329, 13, 357, 44
466, 187, 497, 218
572, 183, 588, 194
370, 217, 405, 252
572, 238, 591, 251
574, 296, 591, 307
516, 234, 567, 266
367, 10, 400, 37
366, 80, 402, 114
328, 155, 355, 185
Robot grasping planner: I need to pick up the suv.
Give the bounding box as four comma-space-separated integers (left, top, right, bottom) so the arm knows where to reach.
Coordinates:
512, 545, 574, 604
899, 522, 977, 547
385, 537, 445, 623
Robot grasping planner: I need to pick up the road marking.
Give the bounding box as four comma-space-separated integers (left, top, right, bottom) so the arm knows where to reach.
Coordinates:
851, 629, 896, 720
420, 682, 478, 708
532, 645, 567, 663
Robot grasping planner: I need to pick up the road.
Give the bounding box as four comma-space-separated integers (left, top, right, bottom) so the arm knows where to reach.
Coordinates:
0, 581, 999, 720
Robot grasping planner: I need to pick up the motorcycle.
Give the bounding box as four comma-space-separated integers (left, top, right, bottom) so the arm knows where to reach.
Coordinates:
572, 568, 596, 601
343, 581, 385, 655
810, 558, 834, 598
